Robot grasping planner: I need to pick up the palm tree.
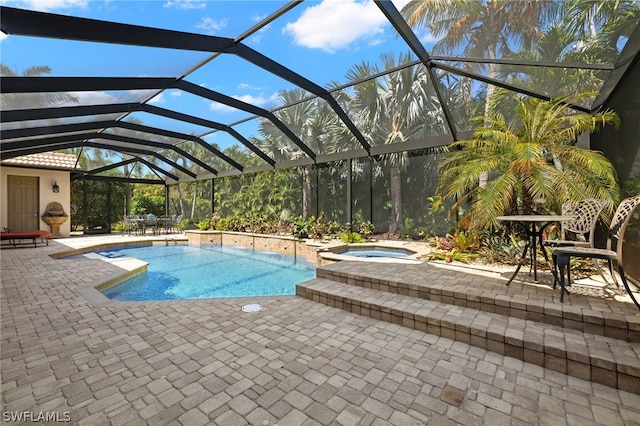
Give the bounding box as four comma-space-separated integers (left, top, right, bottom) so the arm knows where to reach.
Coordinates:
438, 93, 620, 231
254, 89, 341, 218
489, 25, 606, 116
338, 53, 447, 233
564, 0, 640, 56
1, 64, 77, 110
401, 0, 556, 110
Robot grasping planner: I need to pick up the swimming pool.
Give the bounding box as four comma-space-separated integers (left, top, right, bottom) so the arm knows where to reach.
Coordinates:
336, 247, 414, 258
96, 244, 315, 301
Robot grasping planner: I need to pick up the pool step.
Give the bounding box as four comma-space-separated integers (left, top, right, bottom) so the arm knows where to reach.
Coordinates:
296, 277, 640, 394
315, 261, 640, 343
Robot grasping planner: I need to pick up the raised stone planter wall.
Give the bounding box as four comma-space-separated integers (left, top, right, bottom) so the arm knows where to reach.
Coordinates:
185, 230, 319, 264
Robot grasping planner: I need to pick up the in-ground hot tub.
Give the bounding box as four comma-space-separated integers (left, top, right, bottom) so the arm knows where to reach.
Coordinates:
318, 243, 421, 265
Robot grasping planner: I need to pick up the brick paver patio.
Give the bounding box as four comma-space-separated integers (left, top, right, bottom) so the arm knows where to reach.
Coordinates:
1, 236, 639, 425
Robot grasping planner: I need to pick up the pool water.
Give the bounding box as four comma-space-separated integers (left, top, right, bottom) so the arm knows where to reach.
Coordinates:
337, 247, 413, 258
98, 244, 315, 301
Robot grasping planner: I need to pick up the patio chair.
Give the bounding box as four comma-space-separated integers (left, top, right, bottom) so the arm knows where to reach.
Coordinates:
158, 215, 174, 234
543, 198, 606, 248
543, 198, 607, 284
171, 215, 183, 234
142, 214, 158, 235
123, 215, 141, 235
552, 195, 640, 309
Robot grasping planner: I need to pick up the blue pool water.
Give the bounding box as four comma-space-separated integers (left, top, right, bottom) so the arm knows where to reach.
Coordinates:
97, 245, 315, 301
337, 247, 413, 258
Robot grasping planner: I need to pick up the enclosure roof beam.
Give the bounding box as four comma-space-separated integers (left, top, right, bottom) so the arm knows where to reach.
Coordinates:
1, 119, 217, 175
116, 120, 240, 172
230, 43, 371, 153
140, 104, 275, 168
0, 103, 141, 123
429, 55, 615, 70
86, 157, 139, 175
0, 6, 235, 52
430, 61, 591, 113
0, 103, 266, 170
95, 132, 217, 176
134, 157, 179, 182
177, 80, 317, 161
0, 76, 176, 93
79, 141, 181, 181
1, 132, 97, 155
375, 0, 458, 141
73, 174, 164, 185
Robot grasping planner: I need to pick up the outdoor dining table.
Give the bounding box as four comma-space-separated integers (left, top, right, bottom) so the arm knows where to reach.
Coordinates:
496, 214, 575, 287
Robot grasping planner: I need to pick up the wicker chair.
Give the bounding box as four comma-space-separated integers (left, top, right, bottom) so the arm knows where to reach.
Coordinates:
553, 195, 640, 309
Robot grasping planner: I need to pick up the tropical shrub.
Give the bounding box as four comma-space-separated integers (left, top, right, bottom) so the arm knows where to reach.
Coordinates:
196, 218, 212, 230
340, 232, 365, 243
438, 93, 620, 231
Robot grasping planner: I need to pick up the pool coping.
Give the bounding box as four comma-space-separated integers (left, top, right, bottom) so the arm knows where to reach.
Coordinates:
56, 238, 311, 307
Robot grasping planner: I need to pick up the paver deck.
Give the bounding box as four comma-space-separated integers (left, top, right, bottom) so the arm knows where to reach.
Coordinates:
1, 235, 640, 425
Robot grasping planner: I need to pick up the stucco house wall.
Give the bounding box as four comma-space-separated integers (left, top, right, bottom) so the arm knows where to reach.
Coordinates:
1, 166, 72, 238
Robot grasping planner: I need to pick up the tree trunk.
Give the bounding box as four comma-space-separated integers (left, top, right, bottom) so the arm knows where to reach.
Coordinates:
388, 165, 403, 233
191, 181, 198, 220
177, 184, 186, 219
302, 168, 312, 219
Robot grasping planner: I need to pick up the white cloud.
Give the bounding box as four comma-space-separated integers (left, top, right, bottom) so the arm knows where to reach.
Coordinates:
163, 0, 206, 9
196, 17, 228, 35
0, 32, 8, 43
169, 90, 182, 97
235, 93, 279, 106
11, 0, 87, 12
391, 0, 411, 10
209, 102, 235, 112
63, 91, 119, 107
209, 92, 279, 112
237, 83, 263, 91
418, 30, 438, 45
283, 0, 387, 53
148, 92, 165, 104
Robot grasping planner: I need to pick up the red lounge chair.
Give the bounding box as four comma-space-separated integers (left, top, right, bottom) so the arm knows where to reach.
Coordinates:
1, 230, 52, 248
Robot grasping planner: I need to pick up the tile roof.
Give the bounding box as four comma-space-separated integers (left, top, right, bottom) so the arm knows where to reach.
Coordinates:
1, 152, 79, 171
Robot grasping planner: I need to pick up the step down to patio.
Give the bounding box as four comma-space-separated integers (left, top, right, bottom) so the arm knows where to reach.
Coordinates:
316, 261, 640, 342
296, 262, 640, 394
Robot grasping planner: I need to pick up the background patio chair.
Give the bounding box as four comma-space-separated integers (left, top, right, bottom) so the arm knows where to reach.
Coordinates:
543, 198, 607, 283
543, 198, 606, 248
552, 195, 640, 309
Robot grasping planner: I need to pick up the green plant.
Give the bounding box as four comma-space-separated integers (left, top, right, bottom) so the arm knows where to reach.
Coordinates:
175, 219, 188, 231
450, 231, 479, 252
340, 231, 365, 243
309, 214, 331, 240
195, 218, 211, 230
291, 216, 310, 239
423, 249, 478, 264
438, 93, 620, 231
358, 221, 374, 239
479, 233, 526, 265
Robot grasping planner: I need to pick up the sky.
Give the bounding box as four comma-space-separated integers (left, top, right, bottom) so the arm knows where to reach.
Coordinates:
0, 0, 435, 160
